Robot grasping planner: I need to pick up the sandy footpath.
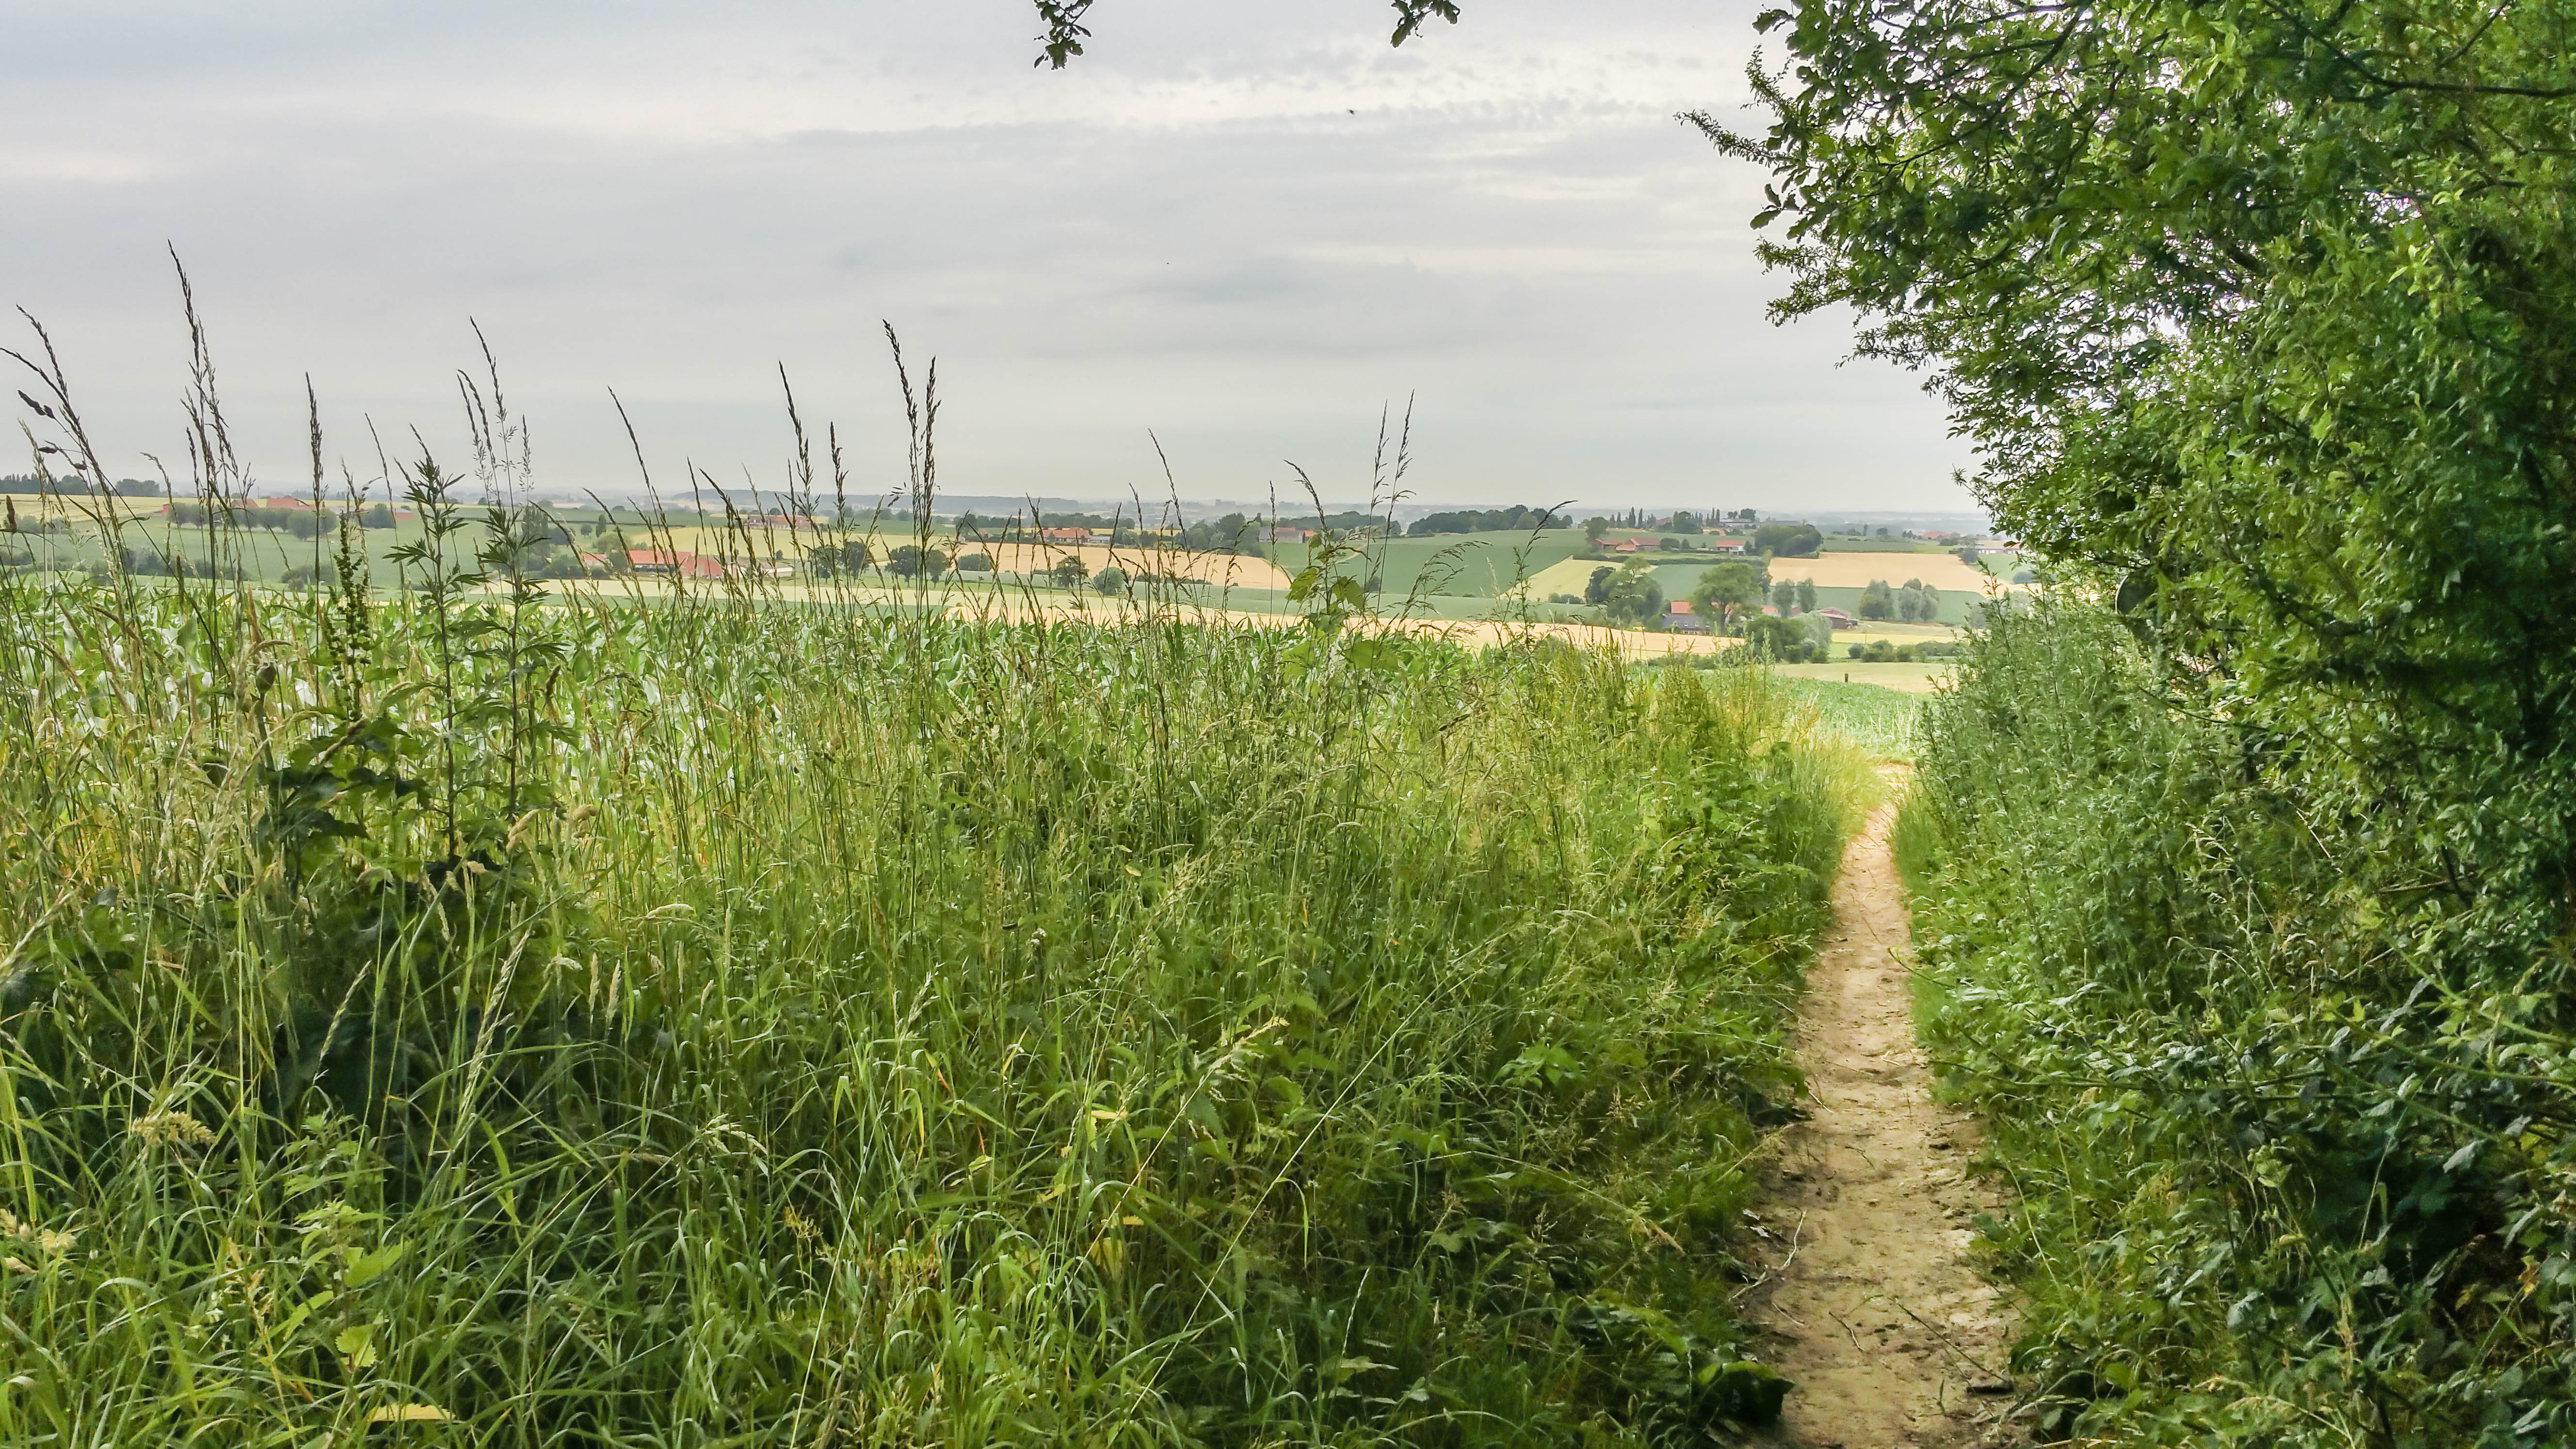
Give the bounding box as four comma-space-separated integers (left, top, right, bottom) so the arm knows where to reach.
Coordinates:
1746, 779, 2018, 1449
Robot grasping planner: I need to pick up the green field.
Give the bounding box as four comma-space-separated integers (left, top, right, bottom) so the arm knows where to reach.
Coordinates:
0, 492, 1869, 1443
1812, 534, 1965, 552
1267, 528, 1597, 597
1770, 676, 1926, 760
3, 510, 2017, 632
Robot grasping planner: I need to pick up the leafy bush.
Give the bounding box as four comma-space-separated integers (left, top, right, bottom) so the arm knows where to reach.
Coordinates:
1902, 601, 2576, 1447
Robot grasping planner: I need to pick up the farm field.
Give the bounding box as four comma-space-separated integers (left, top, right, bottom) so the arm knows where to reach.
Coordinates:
525, 574, 1745, 658
1771, 676, 1927, 759
1516, 554, 2012, 628
1770, 659, 1954, 693
1810, 534, 1964, 552
1267, 527, 1596, 596
1755, 551, 1996, 592
4, 503, 2001, 639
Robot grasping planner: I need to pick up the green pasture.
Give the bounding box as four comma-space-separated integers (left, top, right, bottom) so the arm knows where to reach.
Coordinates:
1268, 528, 1597, 597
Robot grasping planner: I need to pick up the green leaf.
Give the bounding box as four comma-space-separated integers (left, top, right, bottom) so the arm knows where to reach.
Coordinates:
344, 1240, 409, 1287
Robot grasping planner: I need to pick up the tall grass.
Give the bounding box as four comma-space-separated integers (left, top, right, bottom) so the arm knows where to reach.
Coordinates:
0, 339, 1865, 1446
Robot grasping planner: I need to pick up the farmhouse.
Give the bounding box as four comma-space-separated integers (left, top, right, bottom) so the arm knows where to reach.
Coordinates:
1817, 608, 1855, 629
1666, 599, 1710, 633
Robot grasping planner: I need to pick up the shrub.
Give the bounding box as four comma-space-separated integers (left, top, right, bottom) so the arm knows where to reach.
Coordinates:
1904, 602, 2576, 1446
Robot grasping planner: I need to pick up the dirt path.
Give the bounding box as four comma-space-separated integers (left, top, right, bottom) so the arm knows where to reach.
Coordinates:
1745, 786, 2016, 1449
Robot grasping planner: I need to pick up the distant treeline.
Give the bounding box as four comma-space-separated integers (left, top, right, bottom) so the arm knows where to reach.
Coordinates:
1407, 506, 1564, 536
947, 508, 1390, 553
0, 475, 163, 496
164, 502, 400, 534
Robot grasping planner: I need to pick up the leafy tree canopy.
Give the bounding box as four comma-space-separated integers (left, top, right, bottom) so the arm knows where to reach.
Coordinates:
1690, 562, 1761, 628
1752, 522, 1820, 557
1704, 0, 2576, 872
1406, 505, 1563, 536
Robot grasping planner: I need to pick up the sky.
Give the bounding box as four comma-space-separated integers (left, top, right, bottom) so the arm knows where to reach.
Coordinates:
0, 0, 1979, 516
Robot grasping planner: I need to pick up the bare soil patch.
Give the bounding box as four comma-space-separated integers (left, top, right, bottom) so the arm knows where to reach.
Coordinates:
1744, 784, 2017, 1448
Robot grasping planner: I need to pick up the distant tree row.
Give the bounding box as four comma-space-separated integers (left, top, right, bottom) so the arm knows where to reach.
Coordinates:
1405, 505, 1563, 536
158, 502, 402, 535
1767, 578, 1821, 613
0, 475, 164, 497
1856, 578, 1942, 622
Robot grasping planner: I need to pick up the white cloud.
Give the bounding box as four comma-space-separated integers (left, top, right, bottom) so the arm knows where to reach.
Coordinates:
0, 0, 1974, 513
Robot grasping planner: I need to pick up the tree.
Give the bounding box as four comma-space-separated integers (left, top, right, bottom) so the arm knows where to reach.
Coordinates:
1795, 578, 1817, 613
360, 504, 395, 529
1583, 516, 1611, 545
1178, 511, 1256, 554
1700, 0, 2576, 838
1856, 579, 1894, 622
1770, 579, 1797, 612
1091, 565, 1128, 596
1602, 563, 1664, 628
1953, 544, 1979, 568
1796, 610, 1834, 655
955, 552, 995, 573
1691, 562, 1760, 633
1051, 555, 1088, 588
888, 545, 948, 579
1031, 0, 1461, 68
1670, 510, 1701, 534
1743, 613, 1807, 660
1753, 522, 1821, 557
1583, 565, 1616, 607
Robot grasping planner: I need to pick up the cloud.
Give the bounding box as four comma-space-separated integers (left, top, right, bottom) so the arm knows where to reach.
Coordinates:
0, 0, 1975, 512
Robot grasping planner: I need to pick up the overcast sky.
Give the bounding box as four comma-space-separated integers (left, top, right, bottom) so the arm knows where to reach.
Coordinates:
1, 0, 1977, 515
